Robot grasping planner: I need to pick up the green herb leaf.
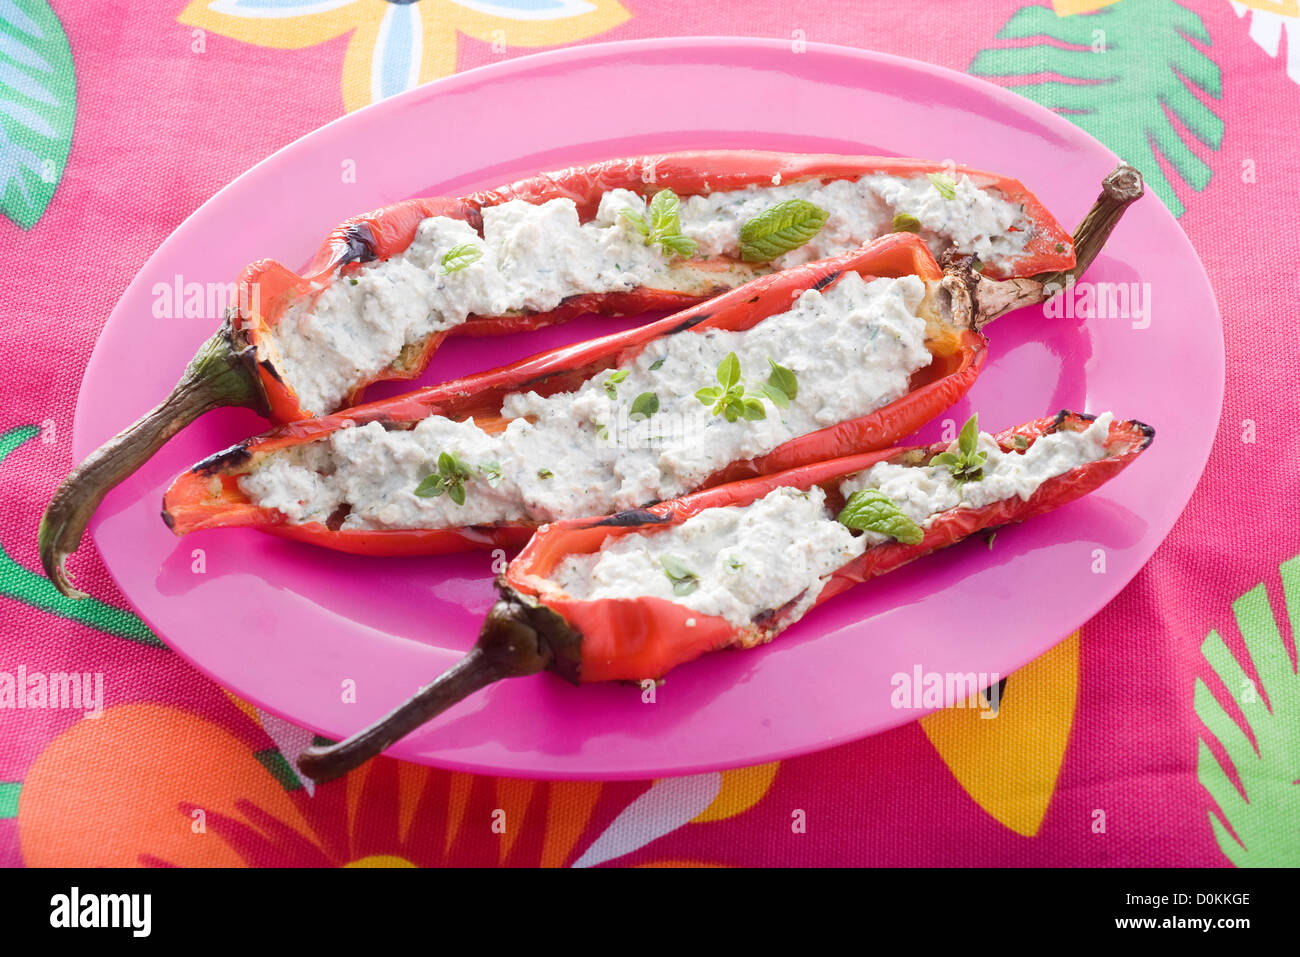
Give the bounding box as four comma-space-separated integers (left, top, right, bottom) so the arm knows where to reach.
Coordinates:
413, 474, 446, 498
695, 386, 721, 405
417, 450, 475, 501
620, 208, 650, 237
658, 233, 699, 257
716, 352, 741, 389
621, 188, 698, 259
647, 188, 680, 233
348, 277, 360, 286
738, 199, 830, 262
479, 462, 503, 488
927, 172, 957, 200
725, 556, 745, 571
759, 383, 790, 409
766, 358, 798, 401
603, 369, 630, 398
441, 243, 483, 274
930, 414, 987, 484
958, 414, 980, 457
649, 357, 666, 372
836, 489, 925, 545
537, 468, 554, 480
595, 424, 609, 440
741, 397, 767, 421
660, 554, 700, 596
439, 451, 473, 481
891, 212, 922, 233
630, 392, 660, 419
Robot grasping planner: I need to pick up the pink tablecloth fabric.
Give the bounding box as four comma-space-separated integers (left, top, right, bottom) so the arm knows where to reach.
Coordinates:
1, 0, 1297, 867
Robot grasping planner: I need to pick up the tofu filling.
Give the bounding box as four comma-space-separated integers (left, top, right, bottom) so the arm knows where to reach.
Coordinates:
270, 173, 1034, 414
550, 414, 1114, 630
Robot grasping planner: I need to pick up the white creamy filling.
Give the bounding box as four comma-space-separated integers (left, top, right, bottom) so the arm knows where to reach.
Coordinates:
543, 414, 1115, 629
240, 272, 932, 530
551, 486, 865, 629
270, 173, 1031, 414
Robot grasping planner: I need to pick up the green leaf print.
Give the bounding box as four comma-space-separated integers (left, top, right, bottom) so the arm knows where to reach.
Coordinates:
1195, 555, 1300, 867
0, 0, 77, 229
969, 0, 1223, 217
0, 426, 160, 646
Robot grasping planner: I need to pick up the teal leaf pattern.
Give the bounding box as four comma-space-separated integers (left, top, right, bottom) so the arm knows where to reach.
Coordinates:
0, 781, 19, 819
969, 0, 1223, 217
0, 425, 161, 647
1195, 555, 1300, 867
0, 0, 76, 229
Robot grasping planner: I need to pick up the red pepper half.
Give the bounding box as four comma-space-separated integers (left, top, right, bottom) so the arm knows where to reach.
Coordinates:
39, 155, 1131, 599
163, 233, 971, 551
295, 409, 1153, 782
242, 151, 1077, 422
164, 155, 1147, 558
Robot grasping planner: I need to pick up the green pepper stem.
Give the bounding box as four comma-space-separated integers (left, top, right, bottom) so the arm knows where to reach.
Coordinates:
296, 598, 555, 784
953, 162, 1145, 330
39, 320, 265, 599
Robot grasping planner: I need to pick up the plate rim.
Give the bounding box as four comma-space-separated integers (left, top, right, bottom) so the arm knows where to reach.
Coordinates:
74, 35, 1224, 781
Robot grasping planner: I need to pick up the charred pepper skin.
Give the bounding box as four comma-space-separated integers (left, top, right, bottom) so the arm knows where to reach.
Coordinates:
294, 410, 1153, 781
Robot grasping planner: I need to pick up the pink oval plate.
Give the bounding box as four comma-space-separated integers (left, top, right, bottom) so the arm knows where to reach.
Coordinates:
75, 37, 1222, 780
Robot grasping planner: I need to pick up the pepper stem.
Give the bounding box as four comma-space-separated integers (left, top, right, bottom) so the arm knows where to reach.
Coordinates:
39, 320, 265, 599
296, 597, 555, 784
951, 162, 1146, 329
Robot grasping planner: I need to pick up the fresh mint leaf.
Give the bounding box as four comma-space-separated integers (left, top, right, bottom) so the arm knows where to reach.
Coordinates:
836, 489, 925, 544
738, 199, 829, 262
620, 208, 650, 237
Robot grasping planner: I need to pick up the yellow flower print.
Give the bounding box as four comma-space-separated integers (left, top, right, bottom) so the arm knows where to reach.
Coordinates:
178, 0, 631, 113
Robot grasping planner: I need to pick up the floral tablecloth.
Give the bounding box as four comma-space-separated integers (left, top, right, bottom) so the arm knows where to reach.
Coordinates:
1, 0, 1297, 868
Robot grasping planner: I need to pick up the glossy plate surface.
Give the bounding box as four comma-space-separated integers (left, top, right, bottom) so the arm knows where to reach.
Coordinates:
76, 38, 1222, 779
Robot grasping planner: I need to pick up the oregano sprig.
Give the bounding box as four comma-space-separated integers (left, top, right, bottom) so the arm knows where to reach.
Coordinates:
414, 451, 477, 506
620, 188, 698, 258
694, 353, 798, 422
929, 414, 988, 485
